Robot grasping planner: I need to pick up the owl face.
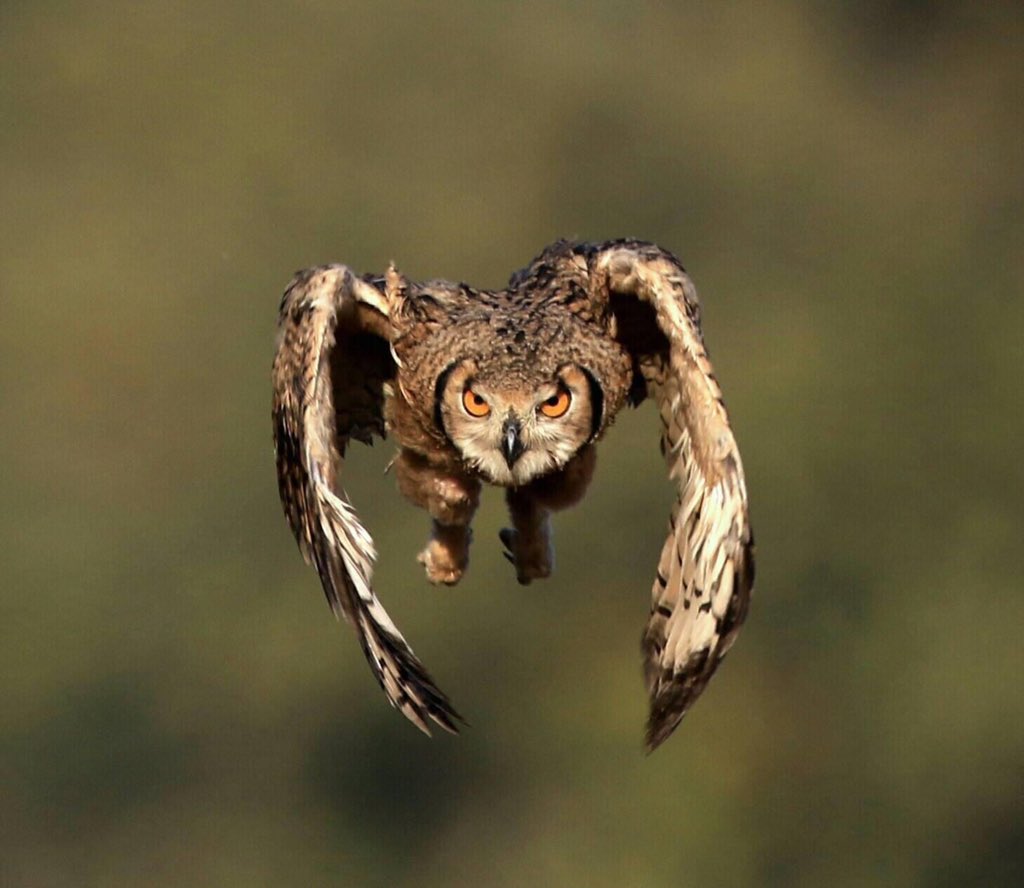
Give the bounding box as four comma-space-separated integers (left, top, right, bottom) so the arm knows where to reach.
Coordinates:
438, 360, 597, 486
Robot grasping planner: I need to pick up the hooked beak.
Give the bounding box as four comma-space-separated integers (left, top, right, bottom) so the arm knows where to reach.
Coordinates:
501, 418, 525, 468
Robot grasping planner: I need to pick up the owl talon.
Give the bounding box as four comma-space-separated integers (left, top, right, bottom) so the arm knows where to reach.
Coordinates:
498, 527, 551, 585
417, 537, 466, 586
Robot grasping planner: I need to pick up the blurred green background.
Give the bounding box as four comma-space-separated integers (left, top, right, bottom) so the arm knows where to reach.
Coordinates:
3, 1, 1022, 885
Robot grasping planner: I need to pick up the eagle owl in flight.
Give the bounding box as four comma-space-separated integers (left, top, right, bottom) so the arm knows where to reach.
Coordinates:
272, 239, 753, 750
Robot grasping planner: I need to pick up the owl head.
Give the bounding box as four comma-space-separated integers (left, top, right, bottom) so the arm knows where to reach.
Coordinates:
436, 359, 600, 486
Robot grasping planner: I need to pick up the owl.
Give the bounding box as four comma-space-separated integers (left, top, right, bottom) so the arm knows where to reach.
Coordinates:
272, 239, 754, 750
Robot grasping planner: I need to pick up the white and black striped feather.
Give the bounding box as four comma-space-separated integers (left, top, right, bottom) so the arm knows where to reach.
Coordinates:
272, 265, 461, 735
592, 243, 754, 751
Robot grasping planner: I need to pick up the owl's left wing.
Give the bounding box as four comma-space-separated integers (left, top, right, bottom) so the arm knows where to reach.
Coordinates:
272, 265, 462, 736
586, 240, 754, 751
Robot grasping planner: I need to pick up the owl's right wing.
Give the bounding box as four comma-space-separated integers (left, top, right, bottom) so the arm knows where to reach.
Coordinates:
272, 265, 462, 735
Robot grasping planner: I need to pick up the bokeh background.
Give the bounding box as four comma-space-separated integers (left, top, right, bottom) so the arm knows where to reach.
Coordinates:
4, 1, 1022, 885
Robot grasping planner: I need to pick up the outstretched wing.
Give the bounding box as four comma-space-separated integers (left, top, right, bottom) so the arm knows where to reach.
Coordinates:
272, 265, 462, 735
588, 240, 754, 751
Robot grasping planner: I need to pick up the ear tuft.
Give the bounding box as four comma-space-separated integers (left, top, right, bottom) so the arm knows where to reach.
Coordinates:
385, 263, 406, 303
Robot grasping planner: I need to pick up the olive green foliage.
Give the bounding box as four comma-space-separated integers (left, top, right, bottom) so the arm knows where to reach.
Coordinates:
3, 2, 1022, 885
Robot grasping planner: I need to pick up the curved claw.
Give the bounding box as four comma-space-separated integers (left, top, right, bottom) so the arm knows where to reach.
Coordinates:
498, 526, 517, 553
498, 526, 551, 586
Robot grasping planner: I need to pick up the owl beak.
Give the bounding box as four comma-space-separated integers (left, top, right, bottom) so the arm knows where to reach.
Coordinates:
501, 418, 525, 468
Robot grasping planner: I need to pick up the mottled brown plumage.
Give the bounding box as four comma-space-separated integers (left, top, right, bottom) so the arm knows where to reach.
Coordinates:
271, 239, 754, 750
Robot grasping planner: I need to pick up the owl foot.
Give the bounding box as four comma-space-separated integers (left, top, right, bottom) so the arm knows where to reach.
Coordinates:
499, 527, 553, 585
417, 525, 470, 586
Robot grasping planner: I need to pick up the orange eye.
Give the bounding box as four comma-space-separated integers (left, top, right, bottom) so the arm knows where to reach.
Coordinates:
462, 388, 491, 417
539, 389, 571, 418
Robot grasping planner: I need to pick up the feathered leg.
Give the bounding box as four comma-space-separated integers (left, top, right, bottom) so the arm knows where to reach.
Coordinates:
394, 449, 481, 585
501, 445, 597, 584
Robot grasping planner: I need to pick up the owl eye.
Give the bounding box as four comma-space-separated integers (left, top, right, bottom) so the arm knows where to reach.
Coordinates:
539, 389, 571, 418
462, 388, 491, 417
